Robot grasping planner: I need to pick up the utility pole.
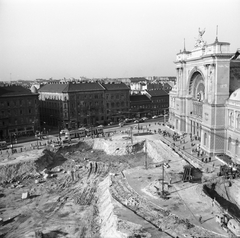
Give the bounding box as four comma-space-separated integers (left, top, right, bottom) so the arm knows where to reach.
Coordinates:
145, 140, 148, 169
130, 126, 133, 144
10, 132, 13, 154
162, 164, 164, 196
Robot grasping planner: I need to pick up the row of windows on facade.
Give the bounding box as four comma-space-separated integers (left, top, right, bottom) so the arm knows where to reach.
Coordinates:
63, 114, 105, 121
228, 111, 240, 129
65, 108, 129, 119
202, 133, 240, 155
43, 93, 127, 101
42, 101, 129, 109
0, 99, 37, 107
131, 104, 168, 109
228, 138, 240, 156
70, 108, 128, 116
41, 107, 126, 115
1, 108, 34, 117
69, 93, 127, 100
71, 109, 105, 116
154, 99, 168, 103
0, 117, 36, 126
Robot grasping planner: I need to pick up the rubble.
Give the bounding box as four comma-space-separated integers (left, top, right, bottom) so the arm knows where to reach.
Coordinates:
0, 124, 235, 237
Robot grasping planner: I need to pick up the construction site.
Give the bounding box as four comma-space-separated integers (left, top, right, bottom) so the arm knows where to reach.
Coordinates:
0, 122, 240, 238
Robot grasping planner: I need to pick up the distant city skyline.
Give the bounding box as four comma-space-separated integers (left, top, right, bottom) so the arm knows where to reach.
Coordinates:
1, 0, 240, 81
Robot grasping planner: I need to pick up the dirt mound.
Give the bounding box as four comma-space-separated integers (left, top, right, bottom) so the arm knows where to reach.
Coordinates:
93, 137, 145, 155
34, 149, 66, 172
0, 149, 66, 184
0, 160, 36, 184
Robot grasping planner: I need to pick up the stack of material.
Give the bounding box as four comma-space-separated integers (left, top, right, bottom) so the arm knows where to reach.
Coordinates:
22, 192, 29, 200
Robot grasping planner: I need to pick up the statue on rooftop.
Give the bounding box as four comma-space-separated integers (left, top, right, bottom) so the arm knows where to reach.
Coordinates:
198, 27, 205, 38
194, 27, 207, 48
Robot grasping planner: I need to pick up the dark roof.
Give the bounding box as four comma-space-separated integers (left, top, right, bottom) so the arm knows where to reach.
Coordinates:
130, 94, 151, 102
163, 82, 171, 88
231, 49, 240, 60
130, 77, 148, 83
101, 82, 129, 91
0, 85, 37, 97
146, 89, 169, 97
38, 82, 105, 93
66, 82, 104, 92
38, 83, 68, 93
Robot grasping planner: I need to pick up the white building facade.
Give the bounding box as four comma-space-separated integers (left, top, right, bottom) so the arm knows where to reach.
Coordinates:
169, 30, 240, 159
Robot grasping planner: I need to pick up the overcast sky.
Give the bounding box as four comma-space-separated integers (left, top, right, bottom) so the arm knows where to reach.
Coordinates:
0, 0, 240, 81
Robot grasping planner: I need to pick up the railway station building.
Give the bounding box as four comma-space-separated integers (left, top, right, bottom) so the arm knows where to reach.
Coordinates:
169, 29, 240, 161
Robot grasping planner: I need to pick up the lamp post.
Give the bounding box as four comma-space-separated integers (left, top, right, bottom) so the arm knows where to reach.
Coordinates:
87, 107, 93, 139
163, 109, 168, 124
9, 132, 13, 154
33, 120, 39, 149
130, 126, 133, 144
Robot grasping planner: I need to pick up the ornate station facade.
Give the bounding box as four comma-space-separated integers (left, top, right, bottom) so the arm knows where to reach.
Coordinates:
169, 29, 240, 161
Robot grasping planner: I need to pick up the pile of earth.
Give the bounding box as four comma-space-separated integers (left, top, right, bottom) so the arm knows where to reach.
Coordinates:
0, 141, 93, 185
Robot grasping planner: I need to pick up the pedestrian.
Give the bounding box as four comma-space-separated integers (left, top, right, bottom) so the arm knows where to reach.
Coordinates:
169, 178, 172, 184
199, 215, 202, 224
212, 198, 215, 207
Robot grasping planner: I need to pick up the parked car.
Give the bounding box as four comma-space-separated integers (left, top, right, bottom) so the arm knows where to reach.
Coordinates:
141, 117, 148, 121
164, 162, 170, 168
152, 115, 158, 119
108, 122, 114, 126
125, 118, 133, 123
119, 122, 125, 127
0, 141, 8, 150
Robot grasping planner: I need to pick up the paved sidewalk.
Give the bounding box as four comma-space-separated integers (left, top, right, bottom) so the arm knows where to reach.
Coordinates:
142, 122, 224, 170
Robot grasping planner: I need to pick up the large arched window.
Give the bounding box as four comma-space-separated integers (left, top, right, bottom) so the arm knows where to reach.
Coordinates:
189, 72, 205, 98
237, 114, 240, 130
236, 139, 239, 156
204, 133, 207, 146
228, 137, 232, 151
229, 112, 234, 128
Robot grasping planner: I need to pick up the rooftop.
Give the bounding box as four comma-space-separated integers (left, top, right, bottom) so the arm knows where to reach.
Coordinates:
130, 94, 151, 102
38, 82, 105, 93
0, 85, 37, 97
130, 77, 148, 83
146, 89, 169, 97
101, 82, 129, 91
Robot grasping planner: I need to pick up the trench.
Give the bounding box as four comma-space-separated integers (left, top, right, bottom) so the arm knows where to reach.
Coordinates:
203, 184, 240, 220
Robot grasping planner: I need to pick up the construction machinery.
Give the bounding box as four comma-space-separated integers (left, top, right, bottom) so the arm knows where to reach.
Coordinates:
182, 165, 193, 182
217, 164, 240, 179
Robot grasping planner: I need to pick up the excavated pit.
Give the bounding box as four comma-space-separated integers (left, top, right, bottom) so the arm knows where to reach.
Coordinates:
203, 182, 240, 220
